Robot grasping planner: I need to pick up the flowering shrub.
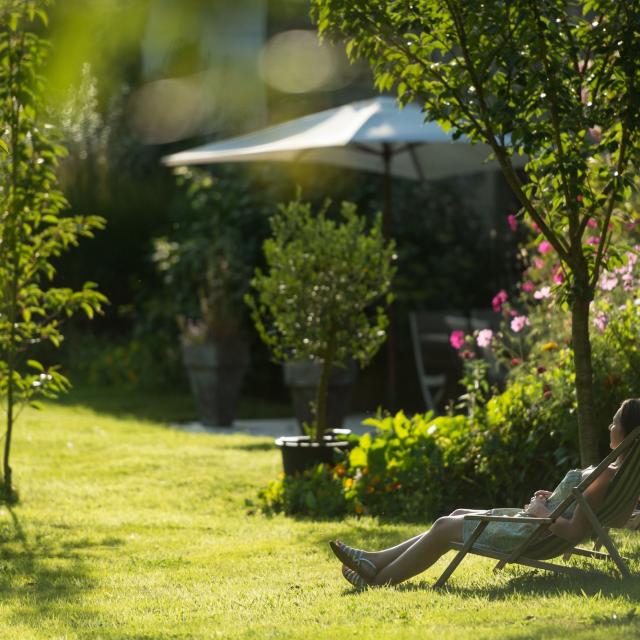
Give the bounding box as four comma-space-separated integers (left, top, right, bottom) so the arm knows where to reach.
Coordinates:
450, 210, 640, 454
254, 404, 573, 520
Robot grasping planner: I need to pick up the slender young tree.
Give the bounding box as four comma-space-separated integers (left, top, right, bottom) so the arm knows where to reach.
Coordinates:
311, 0, 640, 464
0, 0, 107, 499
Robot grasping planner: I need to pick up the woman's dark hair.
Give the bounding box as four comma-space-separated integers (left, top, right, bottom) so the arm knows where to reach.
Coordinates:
619, 398, 640, 436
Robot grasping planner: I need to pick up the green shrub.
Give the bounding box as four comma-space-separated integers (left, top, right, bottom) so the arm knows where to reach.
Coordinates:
63, 333, 184, 391
256, 464, 347, 519
255, 400, 577, 520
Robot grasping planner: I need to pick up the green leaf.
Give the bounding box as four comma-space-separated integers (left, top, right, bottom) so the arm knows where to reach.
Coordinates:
27, 360, 44, 372
80, 303, 94, 319
349, 447, 368, 467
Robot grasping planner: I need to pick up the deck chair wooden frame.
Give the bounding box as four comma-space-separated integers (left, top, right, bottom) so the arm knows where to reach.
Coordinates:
434, 426, 640, 588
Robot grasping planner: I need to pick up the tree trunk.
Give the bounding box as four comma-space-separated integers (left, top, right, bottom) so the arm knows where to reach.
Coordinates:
314, 330, 337, 442
572, 292, 600, 465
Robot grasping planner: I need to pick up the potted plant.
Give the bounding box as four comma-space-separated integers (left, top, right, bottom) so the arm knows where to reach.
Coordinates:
153, 166, 268, 426
246, 196, 395, 474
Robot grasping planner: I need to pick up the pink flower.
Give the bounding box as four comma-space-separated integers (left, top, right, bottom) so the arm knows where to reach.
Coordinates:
449, 330, 465, 350
538, 240, 552, 254
599, 274, 618, 291
593, 312, 608, 333
491, 289, 508, 312
531, 221, 541, 233
507, 214, 518, 232
588, 126, 602, 142
580, 87, 589, 104
622, 272, 635, 291
534, 286, 551, 300
552, 265, 564, 284
586, 218, 597, 229
586, 236, 600, 245
476, 329, 493, 348
510, 315, 530, 333
533, 257, 545, 269
522, 281, 535, 293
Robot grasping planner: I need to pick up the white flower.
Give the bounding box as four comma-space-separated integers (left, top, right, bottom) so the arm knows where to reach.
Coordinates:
533, 286, 551, 300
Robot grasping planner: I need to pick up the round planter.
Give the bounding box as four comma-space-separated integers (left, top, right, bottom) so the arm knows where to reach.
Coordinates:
182, 339, 250, 427
275, 428, 352, 476
283, 361, 357, 433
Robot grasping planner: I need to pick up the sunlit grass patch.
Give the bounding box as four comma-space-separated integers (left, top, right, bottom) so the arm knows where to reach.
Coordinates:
0, 393, 637, 639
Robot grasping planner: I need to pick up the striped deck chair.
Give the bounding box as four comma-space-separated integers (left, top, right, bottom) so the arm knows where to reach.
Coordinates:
434, 426, 640, 588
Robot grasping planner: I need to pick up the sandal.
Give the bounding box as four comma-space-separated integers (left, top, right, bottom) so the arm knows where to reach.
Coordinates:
329, 540, 377, 578
342, 564, 370, 590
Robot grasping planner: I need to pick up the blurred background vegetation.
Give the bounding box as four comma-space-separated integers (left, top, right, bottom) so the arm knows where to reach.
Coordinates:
42, 0, 522, 415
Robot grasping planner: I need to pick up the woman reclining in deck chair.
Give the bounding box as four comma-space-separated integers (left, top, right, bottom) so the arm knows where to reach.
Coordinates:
329, 398, 640, 589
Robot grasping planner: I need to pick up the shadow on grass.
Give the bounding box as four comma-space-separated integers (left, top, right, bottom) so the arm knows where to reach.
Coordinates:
50, 385, 293, 427
224, 441, 275, 452
336, 569, 640, 604
434, 570, 640, 600
49, 386, 197, 424
0, 508, 118, 632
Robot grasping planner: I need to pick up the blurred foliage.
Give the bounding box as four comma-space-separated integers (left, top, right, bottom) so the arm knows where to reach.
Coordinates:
39, 0, 520, 405
153, 166, 271, 341
62, 331, 184, 391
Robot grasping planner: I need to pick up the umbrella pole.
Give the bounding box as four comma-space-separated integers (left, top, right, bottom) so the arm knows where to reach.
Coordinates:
383, 144, 397, 411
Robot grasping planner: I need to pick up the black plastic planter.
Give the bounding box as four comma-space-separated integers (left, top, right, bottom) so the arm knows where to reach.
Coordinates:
275, 428, 352, 475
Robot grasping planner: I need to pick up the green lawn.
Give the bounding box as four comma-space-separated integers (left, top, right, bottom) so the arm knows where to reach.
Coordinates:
1, 390, 639, 639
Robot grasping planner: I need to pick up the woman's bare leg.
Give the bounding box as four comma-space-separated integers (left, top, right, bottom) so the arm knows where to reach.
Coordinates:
355, 509, 485, 572
370, 515, 465, 586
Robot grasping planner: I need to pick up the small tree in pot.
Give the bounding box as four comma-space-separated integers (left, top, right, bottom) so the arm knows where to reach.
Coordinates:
246, 196, 395, 470
153, 166, 269, 426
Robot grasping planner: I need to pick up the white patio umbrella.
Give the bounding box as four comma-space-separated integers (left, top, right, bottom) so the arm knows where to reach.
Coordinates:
162, 96, 519, 234
162, 96, 523, 409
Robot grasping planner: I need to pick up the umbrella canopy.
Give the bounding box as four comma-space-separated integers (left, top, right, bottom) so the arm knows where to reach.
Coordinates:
162, 96, 515, 180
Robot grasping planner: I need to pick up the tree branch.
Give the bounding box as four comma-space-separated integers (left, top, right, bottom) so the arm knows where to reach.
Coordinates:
446, 0, 570, 259
528, 2, 577, 240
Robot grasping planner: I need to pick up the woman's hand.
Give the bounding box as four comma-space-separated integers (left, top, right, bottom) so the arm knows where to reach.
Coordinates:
523, 495, 551, 517
533, 490, 552, 500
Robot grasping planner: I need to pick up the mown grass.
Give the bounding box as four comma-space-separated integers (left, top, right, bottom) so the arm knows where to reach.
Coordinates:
0, 389, 639, 639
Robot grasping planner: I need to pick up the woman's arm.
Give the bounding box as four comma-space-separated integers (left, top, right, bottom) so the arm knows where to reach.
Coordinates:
528, 468, 615, 544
